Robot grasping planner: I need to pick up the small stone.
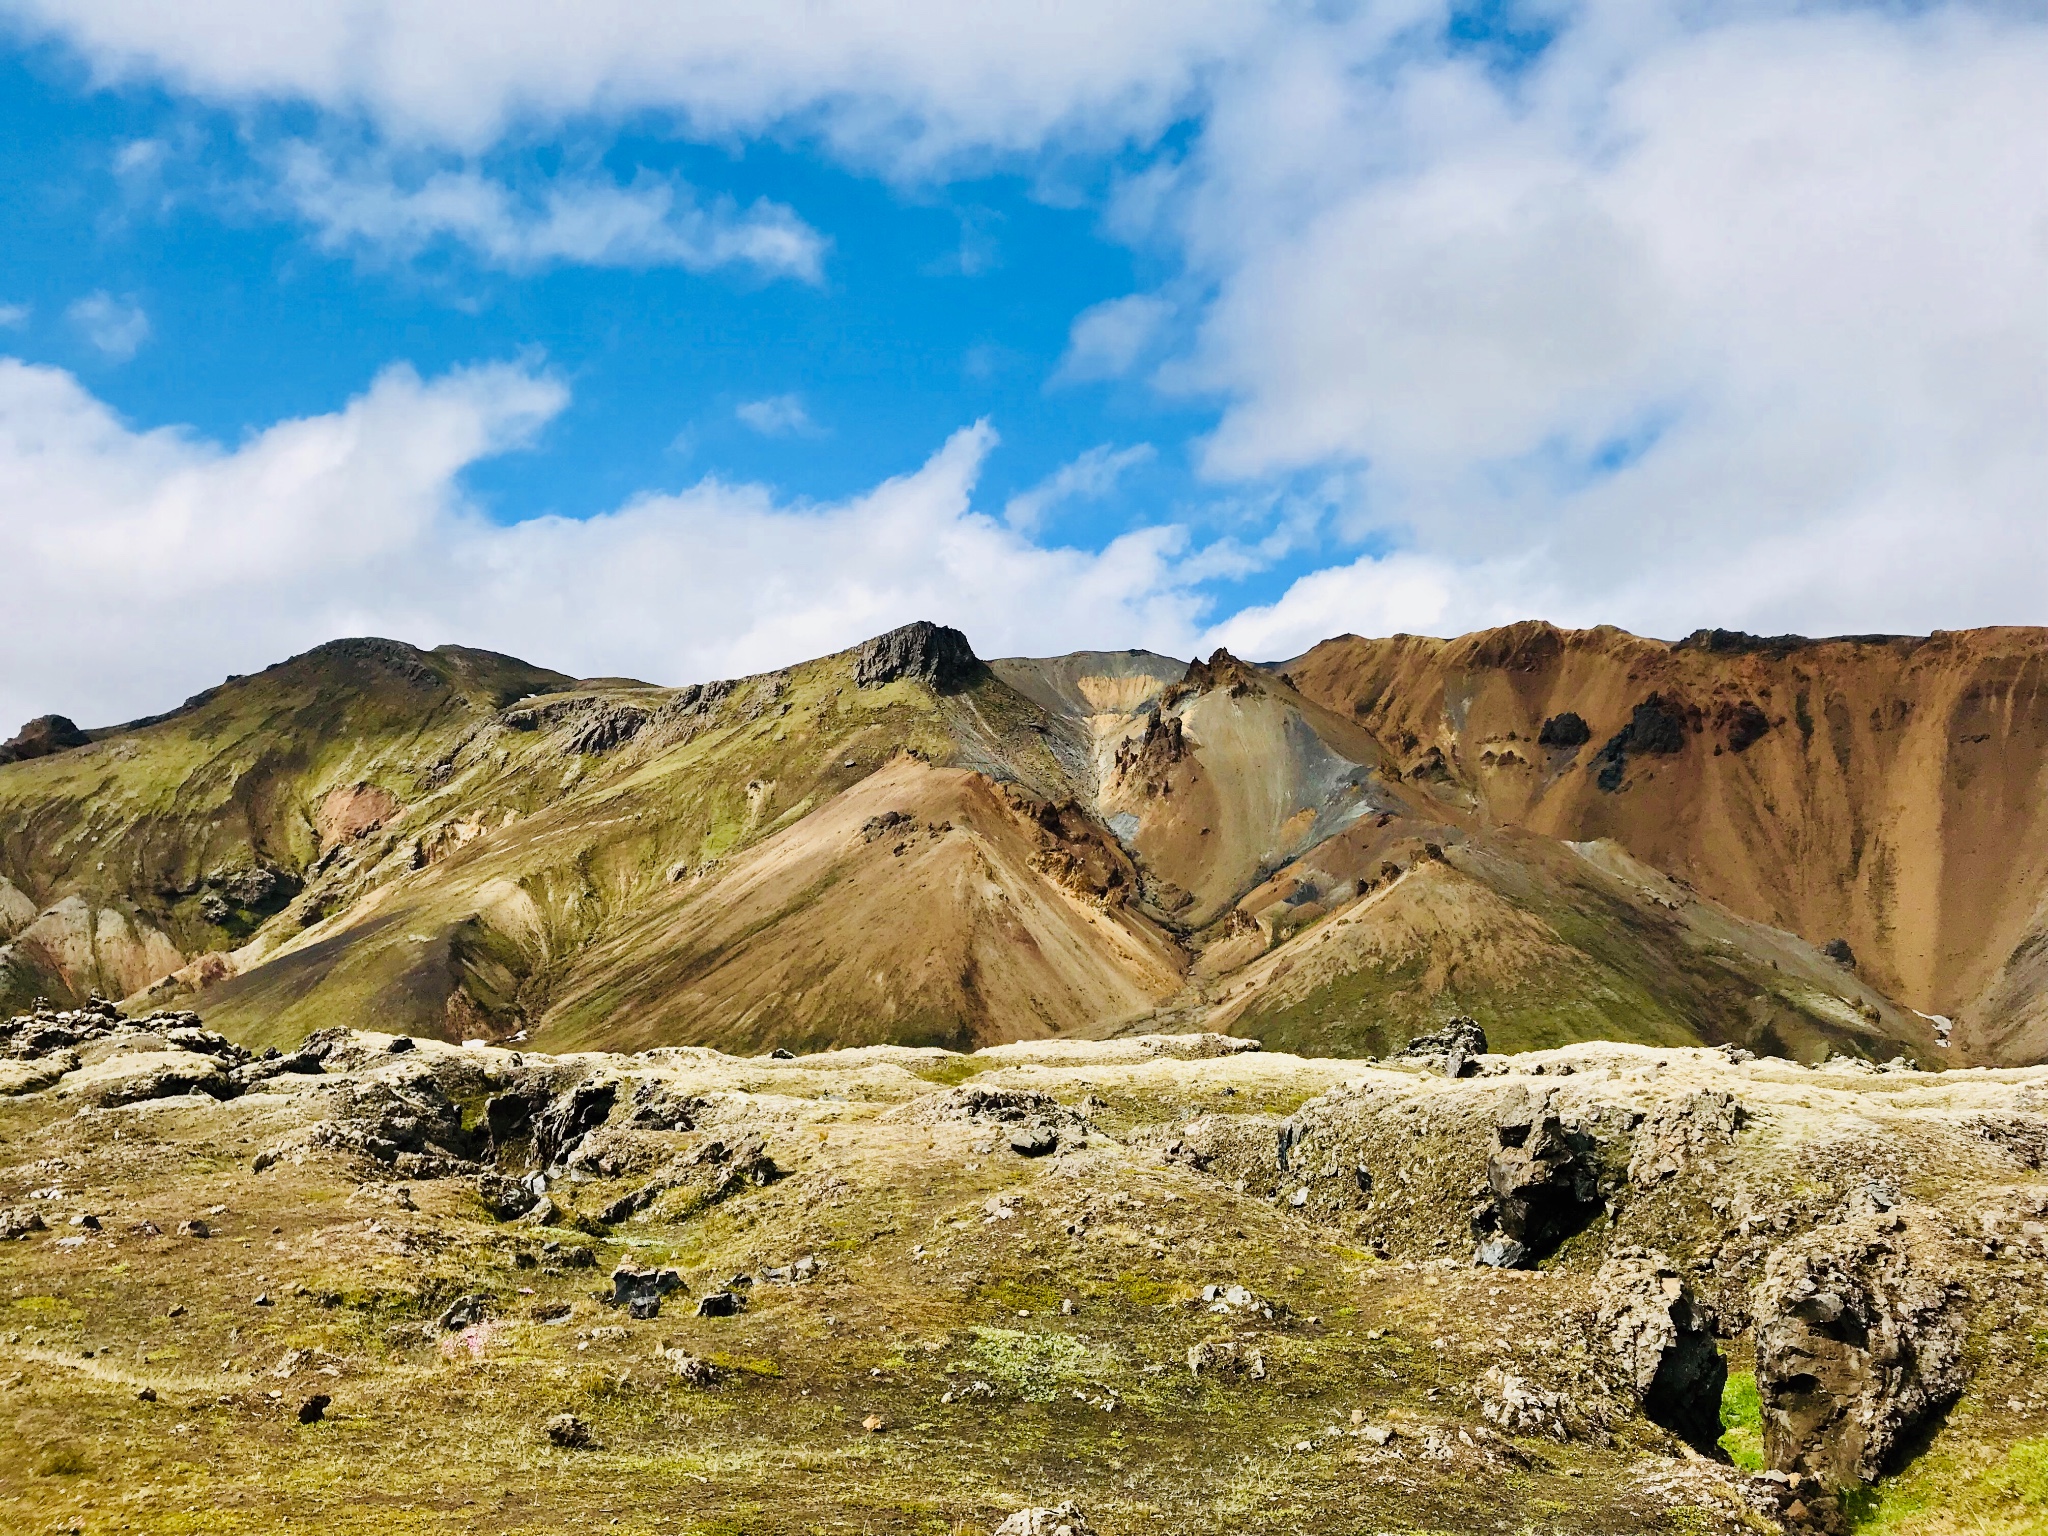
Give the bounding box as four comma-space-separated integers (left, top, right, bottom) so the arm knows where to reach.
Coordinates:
253, 1294, 272, 1307
993, 1501, 1095, 1536
69, 1213, 100, 1230
135, 1387, 156, 1403
297, 1394, 330, 1424
695, 1292, 741, 1319
660, 1349, 718, 1387
545, 1412, 593, 1448
177, 1219, 210, 1239
439, 1295, 487, 1331
1009, 1126, 1058, 1157
862, 1413, 885, 1432
520, 1196, 559, 1227
477, 1172, 538, 1223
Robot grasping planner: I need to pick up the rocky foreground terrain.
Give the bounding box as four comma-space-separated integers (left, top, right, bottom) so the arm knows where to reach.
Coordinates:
4, 1000, 2045, 1533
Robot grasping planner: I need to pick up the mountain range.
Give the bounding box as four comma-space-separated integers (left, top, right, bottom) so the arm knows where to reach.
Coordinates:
2, 619, 2042, 1066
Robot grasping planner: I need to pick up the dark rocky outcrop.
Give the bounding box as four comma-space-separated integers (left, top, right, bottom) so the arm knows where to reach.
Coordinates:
1398, 1017, 1488, 1077
477, 1171, 539, 1222
1753, 1203, 1967, 1485
532, 1080, 619, 1167
1111, 707, 1188, 798
197, 864, 303, 925
0, 714, 90, 765
1174, 648, 1267, 701
1471, 1102, 1602, 1267
852, 621, 982, 692
610, 1263, 686, 1311
1537, 712, 1591, 749
563, 703, 649, 755
1721, 699, 1774, 753
1594, 693, 1693, 791
503, 697, 650, 754
303, 1077, 478, 1175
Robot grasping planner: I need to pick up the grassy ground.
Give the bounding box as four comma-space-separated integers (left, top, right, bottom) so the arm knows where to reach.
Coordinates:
0, 1045, 1784, 1536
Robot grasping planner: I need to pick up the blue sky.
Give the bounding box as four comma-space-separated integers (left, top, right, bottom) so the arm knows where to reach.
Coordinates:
0, 55, 1219, 548
0, 1, 2040, 728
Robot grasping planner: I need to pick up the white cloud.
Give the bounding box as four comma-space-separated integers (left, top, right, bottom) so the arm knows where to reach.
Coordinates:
1003, 442, 1153, 532
0, 303, 27, 327
112, 136, 165, 177
734, 393, 816, 437
4, 0, 2043, 649
1151, 2, 2048, 641
66, 292, 150, 359
277, 147, 825, 280
2, 0, 1261, 170
1055, 294, 1173, 384
0, 359, 1211, 730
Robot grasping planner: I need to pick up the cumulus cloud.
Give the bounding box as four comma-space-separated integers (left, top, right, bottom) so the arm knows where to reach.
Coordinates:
4, 0, 2042, 650
1003, 442, 1153, 532
1055, 294, 1173, 384
66, 292, 150, 359
277, 147, 826, 279
0, 359, 1209, 730
1159, 2, 2048, 640
734, 393, 817, 436
0, 0, 1260, 169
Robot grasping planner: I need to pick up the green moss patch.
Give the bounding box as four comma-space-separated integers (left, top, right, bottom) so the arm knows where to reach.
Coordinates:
1718, 1370, 1764, 1472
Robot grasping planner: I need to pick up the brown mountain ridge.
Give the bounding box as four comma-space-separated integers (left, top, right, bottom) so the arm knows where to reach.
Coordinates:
0, 619, 2041, 1065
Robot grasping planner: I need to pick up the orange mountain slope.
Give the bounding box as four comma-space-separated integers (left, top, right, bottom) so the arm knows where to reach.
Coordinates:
1276, 623, 2048, 1061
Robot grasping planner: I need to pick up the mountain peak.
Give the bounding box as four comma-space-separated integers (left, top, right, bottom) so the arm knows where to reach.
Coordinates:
851, 621, 982, 693
0, 714, 89, 765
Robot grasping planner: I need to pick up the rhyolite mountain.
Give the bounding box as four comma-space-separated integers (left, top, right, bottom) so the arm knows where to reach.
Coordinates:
1, 620, 2042, 1065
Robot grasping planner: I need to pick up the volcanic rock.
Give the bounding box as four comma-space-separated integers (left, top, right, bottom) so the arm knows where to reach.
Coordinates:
851, 621, 981, 692
544, 1413, 593, 1449
610, 1264, 686, 1310
1594, 1248, 1726, 1452
1753, 1206, 1967, 1484
1471, 1103, 1601, 1268
993, 1503, 1095, 1536
532, 1080, 619, 1167
0, 714, 90, 764
477, 1172, 537, 1222
1398, 1017, 1488, 1065
1593, 693, 1692, 791
1537, 712, 1591, 749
